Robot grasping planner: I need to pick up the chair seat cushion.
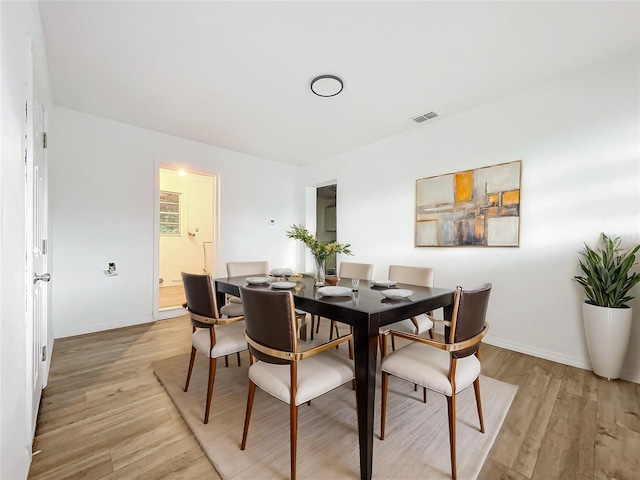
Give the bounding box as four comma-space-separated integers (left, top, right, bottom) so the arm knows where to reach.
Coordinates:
249, 350, 354, 406
192, 321, 247, 358
219, 302, 244, 317
228, 296, 243, 304
380, 314, 434, 335
381, 342, 480, 396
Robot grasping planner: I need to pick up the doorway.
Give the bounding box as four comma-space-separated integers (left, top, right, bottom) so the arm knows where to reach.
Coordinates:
316, 184, 337, 273
156, 167, 216, 318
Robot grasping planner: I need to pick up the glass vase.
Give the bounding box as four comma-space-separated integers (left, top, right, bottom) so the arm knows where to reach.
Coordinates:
313, 256, 326, 286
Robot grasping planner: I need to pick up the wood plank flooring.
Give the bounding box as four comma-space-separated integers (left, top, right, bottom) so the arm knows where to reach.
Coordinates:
29, 317, 639, 479
159, 285, 186, 310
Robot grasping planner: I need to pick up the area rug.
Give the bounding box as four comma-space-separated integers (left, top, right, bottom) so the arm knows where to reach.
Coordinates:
153, 350, 517, 479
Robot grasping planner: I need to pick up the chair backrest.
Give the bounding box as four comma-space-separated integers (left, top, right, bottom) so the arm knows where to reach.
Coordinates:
338, 262, 373, 280
239, 287, 297, 365
181, 272, 219, 323
388, 265, 435, 287
448, 283, 492, 358
227, 261, 269, 277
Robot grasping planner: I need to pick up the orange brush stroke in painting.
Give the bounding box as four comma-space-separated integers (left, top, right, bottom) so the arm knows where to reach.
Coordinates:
503, 190, 520, 205
475, 215, 485, 238
454, 171, 473, 203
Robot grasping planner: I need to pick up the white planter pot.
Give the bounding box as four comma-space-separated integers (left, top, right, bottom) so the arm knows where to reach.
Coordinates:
583, 302, 633, 380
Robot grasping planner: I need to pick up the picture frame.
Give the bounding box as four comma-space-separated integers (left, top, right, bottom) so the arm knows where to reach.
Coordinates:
415, 160, 522, 247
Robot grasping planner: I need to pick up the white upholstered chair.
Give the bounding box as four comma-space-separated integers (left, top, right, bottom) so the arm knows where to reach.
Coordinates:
380, 283, 492, 480
224, 261, 270, 309
315, 261, 374, 339
227, 261, 310, 340
379, 265, 436, 353
239, 286, 355, 480
181, 272, 248, 424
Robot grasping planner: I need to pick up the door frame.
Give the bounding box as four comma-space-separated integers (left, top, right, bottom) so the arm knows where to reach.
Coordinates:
152, 158, 220, 320
303, 179, 337, 273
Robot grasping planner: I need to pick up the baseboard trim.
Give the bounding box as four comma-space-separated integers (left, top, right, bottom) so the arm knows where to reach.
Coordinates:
485, 336, 590, 369
55, 314, 153, 338
157, 307, 186, 320
484, 335, 639, 384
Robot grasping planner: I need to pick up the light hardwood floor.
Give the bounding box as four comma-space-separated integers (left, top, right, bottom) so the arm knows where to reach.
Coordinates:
29, 316, 640, 479
159, 285, 186, 310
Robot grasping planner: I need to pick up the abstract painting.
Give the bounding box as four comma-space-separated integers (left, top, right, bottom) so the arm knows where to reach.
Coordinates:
415, 160, 521, 247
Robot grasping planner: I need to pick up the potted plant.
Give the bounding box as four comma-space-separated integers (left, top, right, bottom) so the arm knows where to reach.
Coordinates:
286, 224, 352, 286
574, 233, 640, 379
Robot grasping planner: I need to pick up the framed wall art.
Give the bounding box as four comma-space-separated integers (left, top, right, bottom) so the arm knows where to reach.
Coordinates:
415, 160, 522, 247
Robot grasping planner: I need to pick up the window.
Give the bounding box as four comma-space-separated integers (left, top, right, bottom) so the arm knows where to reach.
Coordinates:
160, 191, 181, 235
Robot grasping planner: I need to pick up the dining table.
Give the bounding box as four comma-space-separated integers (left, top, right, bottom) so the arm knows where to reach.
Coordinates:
214, 274, 455, 480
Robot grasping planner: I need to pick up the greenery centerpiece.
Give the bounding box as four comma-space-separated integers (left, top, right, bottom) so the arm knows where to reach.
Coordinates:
574, 233, 640, 379
286, 224, 353, 286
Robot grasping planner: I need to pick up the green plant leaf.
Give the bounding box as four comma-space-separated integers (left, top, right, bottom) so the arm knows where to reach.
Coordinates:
574, 233, 640, 308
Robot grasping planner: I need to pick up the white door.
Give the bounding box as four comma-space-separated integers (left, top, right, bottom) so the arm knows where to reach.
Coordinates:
25, 37, 49, 436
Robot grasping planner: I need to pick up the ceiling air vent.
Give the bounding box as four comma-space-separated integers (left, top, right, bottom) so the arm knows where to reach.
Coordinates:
412, 111, 439, 123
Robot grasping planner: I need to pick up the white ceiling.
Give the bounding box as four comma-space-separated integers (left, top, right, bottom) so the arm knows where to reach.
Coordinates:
39, 1, 639, 166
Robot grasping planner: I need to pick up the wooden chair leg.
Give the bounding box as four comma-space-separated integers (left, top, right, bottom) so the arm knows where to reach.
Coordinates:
224, 355, 229, 367
309, 316, 315, 340
423, 387, 427, 404
204, 357, 217, 424
290, 403, 299, 480
241, 381, 257, 450
184, 346, 197, 392
236, 351, 241, 366
473, 377, 485, 433
446, 394, 457, 480
315, 315, 321, 334
391, 335, 396, 351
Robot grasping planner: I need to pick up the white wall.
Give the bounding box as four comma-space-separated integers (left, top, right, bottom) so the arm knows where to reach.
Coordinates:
49, 108, 300, 338
299, 54, 640, 383
0, 2, 52, 478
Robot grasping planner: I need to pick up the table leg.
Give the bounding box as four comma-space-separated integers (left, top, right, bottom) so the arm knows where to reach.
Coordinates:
352, 320, 378, 480
214, 282, 226, 311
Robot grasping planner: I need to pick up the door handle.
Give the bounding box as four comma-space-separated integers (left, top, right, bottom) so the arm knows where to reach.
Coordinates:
34, 273, 51, 284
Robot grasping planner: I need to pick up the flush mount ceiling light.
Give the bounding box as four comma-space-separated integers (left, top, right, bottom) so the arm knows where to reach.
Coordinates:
310, 75, 343, 97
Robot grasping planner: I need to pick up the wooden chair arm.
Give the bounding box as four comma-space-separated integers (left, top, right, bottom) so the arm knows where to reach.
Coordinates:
244, 332, 353, 362
382, 323, 489, 353
185, 307, 244, 326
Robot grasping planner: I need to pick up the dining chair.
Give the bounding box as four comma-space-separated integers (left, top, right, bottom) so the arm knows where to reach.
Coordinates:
314, 261, 374, 339
226, 261, 310, 339
238, 286, 355, 480
225, 261, 270, 306
379, 265, 436, 353
181, 272, 248, 424
379, 283, 492, 480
